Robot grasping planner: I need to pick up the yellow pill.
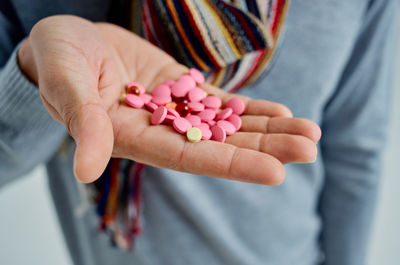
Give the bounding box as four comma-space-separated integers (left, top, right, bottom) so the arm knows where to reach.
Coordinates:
186, 127, 202, 143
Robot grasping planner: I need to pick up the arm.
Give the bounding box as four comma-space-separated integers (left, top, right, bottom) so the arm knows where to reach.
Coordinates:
3, 13, 320, 187
319, 0, 398, 264
0, 3, 67, 188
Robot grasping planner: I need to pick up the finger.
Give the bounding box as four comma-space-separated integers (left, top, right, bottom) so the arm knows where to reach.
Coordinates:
112, 106, 285, 185
240, 116, 322, 143
30, 22, 114, 183
225, 132, 318, 164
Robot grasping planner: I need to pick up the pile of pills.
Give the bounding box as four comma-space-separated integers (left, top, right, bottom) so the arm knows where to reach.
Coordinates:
123, 68, 244, 143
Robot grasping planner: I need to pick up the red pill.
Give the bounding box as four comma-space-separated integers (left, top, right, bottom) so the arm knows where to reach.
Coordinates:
176, 102, 190, 117
126, 82, 145, 95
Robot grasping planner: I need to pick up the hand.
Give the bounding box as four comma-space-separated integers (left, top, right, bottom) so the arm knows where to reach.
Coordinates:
18, 15, 321, 185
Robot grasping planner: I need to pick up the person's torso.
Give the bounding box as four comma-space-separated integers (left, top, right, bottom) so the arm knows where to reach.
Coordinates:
34, 1, 369, 264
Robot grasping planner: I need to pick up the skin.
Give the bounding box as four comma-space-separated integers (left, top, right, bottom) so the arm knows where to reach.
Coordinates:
18, 15, 321, 185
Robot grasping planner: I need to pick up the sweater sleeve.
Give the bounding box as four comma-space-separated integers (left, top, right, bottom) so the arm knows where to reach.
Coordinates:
318, 0, 398, 264
0, 9, 67, 188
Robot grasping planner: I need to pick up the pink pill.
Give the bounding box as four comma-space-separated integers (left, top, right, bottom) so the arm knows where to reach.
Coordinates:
225, 97, 245, 115
163, 80, 176, 87
139, 93, 152, 104
173, 117, 192, 134
185, 115, 201, 126
151, 106, 167, 125
210, 125, 226, 143
217, 120, 236, 136
167, 108, 180, 118
145, 102, 158, 112
152, 84, 171, 97
171, 81, 190, 98
195, 123, 212, 140
126, 81, 145, 95
202, 96, 222, 109
216, 107, 233, 120
178, 74, 196, 89
125, 94, 144, 109
164, 114, 176, 124
207, 120, 216, 126
198, 109, 216, 122
152, 96, 172, 106
188, 102, 205, 112
188, 87, 206, 102
189, 68, 205, 84
227, 114, 242, 131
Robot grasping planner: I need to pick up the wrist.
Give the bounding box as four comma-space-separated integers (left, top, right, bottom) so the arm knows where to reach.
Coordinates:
17, 37, 38, 85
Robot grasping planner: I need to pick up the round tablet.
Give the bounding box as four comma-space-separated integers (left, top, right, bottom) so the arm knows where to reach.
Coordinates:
126, 81, 145, 95
207, 120, 216, 126
189, 68, 205, 84
125, 94, 144, 109
163, 80, 176, 87
167, 108, 180, 118
195, 123, 212, 140
188, 102, 205, 112
210, 125, 226, 143
171, 81, 190, 98
217, 120, 236, 135
227, 114, 242, 131
188, 87, 206, 102
151, 106, 167, 125
216, 107, 233, 120
225, 97, 245, 115
178, 74, 196, 90
152, 96, 172, 106
152, 84, 171, 97
139, 93, 152, 104
185, 115, 201, 126
186, 127, 202, 143
198, 109, 216, 122
202, 96, 222, 109
145, 102, 158, 112
164, 114, 176, 124
173, 117, 192, 134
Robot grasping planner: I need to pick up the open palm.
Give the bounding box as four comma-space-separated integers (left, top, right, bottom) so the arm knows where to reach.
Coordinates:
24, 16, 320, 185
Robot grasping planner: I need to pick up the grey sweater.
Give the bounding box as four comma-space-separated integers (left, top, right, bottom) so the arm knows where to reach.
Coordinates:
0, 1, 398, 265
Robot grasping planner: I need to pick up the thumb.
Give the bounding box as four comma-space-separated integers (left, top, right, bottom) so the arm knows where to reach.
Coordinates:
28, 16, 114, 183
67, 101, 114, 183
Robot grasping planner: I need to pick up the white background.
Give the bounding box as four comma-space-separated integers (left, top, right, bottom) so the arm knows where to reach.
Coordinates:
0, 20, 399, 265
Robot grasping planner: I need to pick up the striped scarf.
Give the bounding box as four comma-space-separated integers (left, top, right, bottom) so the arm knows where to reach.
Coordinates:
92, 0, 289, 250
132, 0, 289, 91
